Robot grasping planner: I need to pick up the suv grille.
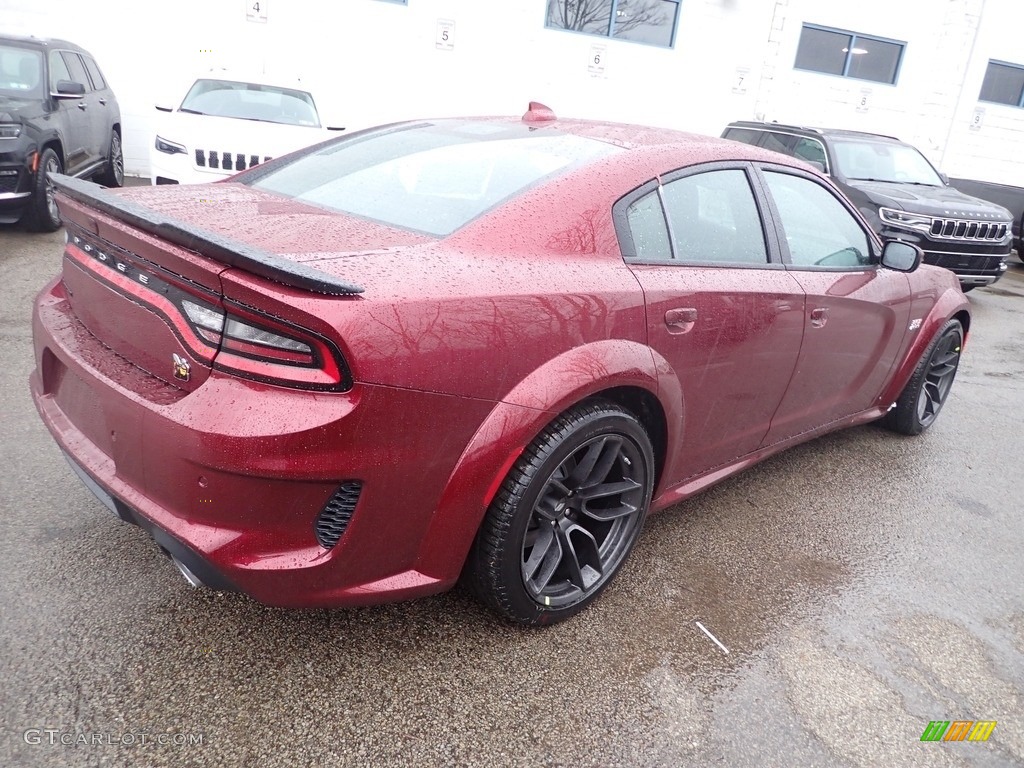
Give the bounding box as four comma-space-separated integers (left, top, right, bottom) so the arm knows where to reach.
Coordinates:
194, 150, 272, 172
929, 218, 1008, 242
314, 481, 363, 549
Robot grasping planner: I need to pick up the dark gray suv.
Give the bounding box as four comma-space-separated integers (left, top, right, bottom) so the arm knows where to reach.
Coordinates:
723, 121, 1013, 291
0, 34, 122, 231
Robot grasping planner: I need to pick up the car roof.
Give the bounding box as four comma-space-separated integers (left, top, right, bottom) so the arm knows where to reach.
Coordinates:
726, 120, 903, 144
0, 33, 89, 53
386, 114, 823, 199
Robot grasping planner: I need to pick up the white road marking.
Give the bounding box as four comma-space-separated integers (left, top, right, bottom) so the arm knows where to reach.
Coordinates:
695, 621, 730, 654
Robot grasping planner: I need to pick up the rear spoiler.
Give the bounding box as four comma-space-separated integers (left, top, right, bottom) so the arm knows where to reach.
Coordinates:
51, 174, 365, 296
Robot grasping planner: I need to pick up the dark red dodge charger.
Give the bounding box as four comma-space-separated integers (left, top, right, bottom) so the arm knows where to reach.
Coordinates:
30, 104, 969, 625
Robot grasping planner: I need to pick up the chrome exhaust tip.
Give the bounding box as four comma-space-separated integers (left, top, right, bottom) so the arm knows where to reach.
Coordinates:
170, 555, 206, 588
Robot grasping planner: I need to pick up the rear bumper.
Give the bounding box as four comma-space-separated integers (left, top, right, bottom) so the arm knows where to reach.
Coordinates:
31, 276, 493, 608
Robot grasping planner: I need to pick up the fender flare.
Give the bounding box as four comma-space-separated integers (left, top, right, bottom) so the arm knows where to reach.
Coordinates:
877, 286, 970, 407
412, 338, 682, 583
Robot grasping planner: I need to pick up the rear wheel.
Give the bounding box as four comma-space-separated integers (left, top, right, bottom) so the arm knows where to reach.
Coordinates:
885, 319, 964, 435
960, 285, 976, 293
23, 148, 62, 232
96, 130, 124, 188
466, 400, 654, 626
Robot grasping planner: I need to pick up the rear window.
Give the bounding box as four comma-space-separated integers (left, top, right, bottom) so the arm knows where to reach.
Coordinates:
247, 121, 621, 236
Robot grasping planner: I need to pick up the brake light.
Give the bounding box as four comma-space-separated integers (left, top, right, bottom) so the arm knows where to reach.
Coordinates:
179, 296, 348, 390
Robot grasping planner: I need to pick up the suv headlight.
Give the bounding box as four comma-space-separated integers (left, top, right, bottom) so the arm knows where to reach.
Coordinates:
0, 123, 22, 139
879, 207, 934, 233
154, 136, 187, 155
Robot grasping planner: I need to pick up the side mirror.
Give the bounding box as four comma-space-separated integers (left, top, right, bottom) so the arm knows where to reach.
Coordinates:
881, 240, 923, 272
52, 80, 85, 99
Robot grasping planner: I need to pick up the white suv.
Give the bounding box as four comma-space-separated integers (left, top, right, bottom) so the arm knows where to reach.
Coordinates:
150, 71, 343, 185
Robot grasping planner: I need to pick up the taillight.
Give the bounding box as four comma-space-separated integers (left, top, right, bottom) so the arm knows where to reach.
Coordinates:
179, 296, 349, 391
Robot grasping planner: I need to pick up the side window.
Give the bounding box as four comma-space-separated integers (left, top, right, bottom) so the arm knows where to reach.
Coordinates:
60, 52, 91, 90
792, 138, 828, 171
82, 55, 106, 90
763, 171, 871, 267
661, 170, 768, 265
759, 132, 798, 157
625, 191, 671, 260
722, 128, 762, 146
48, 50, 71, 91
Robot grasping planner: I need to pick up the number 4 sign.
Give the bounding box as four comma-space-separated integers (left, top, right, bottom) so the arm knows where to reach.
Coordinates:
246, 1, 267, 23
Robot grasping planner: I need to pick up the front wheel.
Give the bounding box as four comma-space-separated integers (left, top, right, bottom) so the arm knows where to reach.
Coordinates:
884, 318, 964, 435
466, 400, 654, 626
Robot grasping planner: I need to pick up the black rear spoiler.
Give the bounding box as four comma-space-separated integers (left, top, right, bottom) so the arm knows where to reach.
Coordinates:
51, 174, 365, 296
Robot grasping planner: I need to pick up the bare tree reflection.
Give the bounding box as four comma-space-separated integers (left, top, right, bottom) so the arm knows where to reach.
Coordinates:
547, 0, 668, 35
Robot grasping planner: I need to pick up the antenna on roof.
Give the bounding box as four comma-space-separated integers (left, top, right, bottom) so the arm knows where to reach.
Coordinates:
522, 102, 556, 124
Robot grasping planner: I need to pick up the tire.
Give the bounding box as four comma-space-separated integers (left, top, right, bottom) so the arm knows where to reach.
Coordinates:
960, 285, 976, 293
466, 400, 654, 626
884, 318, 964, 436
95, 130, 124, 188
23, 148, 63, 232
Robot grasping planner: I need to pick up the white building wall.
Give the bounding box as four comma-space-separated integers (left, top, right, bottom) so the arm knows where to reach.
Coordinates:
0, 0, 1022, 183
941, 0, 1024, 185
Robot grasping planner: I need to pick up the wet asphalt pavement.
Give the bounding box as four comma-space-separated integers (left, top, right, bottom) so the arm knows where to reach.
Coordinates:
1, 214, 1023, 767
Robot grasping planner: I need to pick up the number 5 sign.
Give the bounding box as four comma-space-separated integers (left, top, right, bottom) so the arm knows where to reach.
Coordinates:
436, 19, 455, 50
246, 0, 267, 23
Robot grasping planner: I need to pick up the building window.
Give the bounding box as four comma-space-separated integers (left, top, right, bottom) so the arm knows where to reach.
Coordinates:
546, 0, 681, 48
979, 60, 1024, 107
794, 24, 905, 85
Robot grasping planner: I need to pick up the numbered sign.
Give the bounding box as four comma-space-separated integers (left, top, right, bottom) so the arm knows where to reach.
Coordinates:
970, 107, 985, 131
856, 88, 872, 113
588, 44, 607, 77
246, 1, 267, 23
732, 67, 750, 95
436, 19, 455, 50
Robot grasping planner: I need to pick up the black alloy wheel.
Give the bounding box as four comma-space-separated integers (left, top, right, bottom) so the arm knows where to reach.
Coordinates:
25, 148, 63, 232
885, 318, 964, 435
467, 400, 654, 625
97, 130, 124, 188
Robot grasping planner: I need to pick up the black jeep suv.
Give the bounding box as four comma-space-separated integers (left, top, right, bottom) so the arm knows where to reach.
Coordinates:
0, 35, 122, 231
723, 121, 1013, 291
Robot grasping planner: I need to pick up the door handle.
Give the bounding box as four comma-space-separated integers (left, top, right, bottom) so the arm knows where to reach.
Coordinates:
810, 307, 829, 328
665, 307, 698, 334
98, 98, 107, 106
77, 103, 87, 110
